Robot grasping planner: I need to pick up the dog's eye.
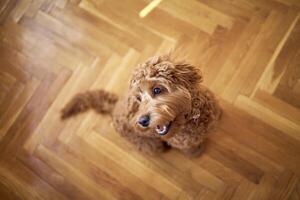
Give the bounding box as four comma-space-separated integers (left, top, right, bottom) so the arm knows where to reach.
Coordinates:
153, 87, 161, 95
136, 96, 141, 102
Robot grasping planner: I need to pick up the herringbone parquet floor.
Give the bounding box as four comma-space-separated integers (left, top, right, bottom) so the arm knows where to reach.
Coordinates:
0, 0, 300, 199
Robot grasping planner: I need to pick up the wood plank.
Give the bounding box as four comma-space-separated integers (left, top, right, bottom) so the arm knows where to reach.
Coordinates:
222, 7, 299, 102
235, 95, 300, 141
256, 12, 300, 94
268, 170, 299, 200
0, 159, 67, 200
1, 0, 300, 199
85, 132, 190, 199
69, 135, 165, 200
35, 145, 116, 200
254, 89, 300, 125
17, 149, 94, 200
158, 0, 234, 34
47, 141, 143, 200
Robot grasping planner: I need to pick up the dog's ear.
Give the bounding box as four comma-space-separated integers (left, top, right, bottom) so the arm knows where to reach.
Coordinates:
173, 63, 203, 87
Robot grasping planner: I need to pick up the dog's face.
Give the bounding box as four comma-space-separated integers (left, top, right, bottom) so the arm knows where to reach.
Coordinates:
127, 55, 202, 138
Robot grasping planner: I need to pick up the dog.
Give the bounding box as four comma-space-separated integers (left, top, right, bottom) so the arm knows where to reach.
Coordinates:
61, 54, 221, 156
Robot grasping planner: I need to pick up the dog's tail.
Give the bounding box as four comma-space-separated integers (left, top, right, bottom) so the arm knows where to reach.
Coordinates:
61, 90, 118, 120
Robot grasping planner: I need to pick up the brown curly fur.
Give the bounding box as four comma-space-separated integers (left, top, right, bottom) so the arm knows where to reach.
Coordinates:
61, 55, 221, 157
61, 90, 118, 119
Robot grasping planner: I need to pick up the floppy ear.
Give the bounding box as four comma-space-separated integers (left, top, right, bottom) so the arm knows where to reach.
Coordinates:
173, 63, 203, 87
125, 94, 140, 119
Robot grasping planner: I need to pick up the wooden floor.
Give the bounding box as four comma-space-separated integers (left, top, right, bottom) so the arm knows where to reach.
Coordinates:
0, 0, 300, 199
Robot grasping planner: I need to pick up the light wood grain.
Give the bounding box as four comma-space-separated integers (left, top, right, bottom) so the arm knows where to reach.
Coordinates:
0, 0, 300, 199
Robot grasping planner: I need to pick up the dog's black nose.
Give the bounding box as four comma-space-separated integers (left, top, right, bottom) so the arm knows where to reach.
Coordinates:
138, 115, 150, 127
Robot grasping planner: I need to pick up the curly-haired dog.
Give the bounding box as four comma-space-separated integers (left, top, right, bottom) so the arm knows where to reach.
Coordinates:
61, 55, 221, 156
